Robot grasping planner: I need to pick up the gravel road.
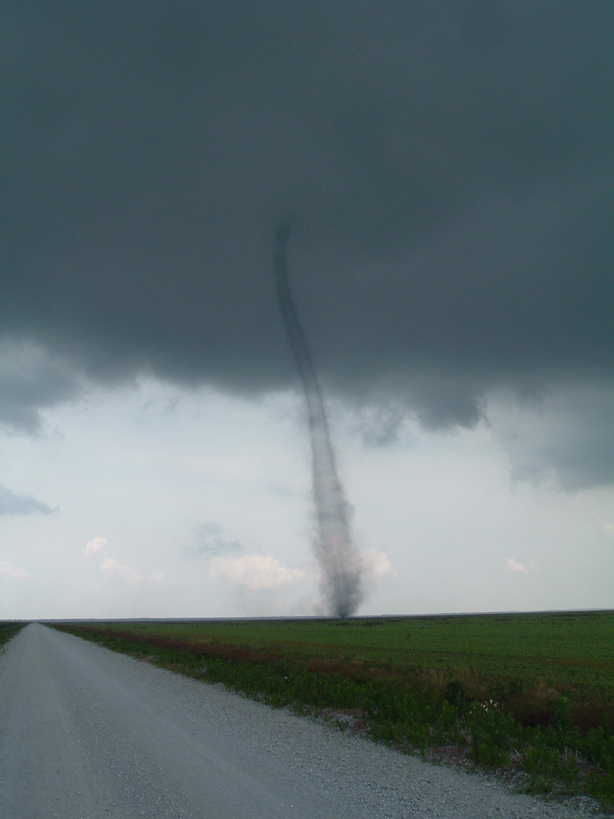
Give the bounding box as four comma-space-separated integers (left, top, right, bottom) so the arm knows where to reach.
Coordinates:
0, 623, 605, 819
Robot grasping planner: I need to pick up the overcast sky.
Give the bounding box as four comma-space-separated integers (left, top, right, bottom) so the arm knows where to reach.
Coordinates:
1, 1, 613, 619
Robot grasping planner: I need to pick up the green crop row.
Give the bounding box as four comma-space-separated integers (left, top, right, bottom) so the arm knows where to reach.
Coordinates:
54, 624, 614, 809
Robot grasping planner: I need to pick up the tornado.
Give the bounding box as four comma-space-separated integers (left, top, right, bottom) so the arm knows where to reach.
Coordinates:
274, 223, 362, 618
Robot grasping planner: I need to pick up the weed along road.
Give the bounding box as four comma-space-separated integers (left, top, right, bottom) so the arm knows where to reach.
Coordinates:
0, 625, 603, 819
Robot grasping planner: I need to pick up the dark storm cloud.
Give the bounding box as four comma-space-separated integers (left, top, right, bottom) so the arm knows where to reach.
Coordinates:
1, 2, 613, 476
0, 340, 83, 432
0, 484, 58, 517
493, 382, 614, 490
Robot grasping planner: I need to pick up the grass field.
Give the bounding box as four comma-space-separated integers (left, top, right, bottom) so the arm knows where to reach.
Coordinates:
85, 610, 614, 693
53, 611, 614, 808
0, 622, 26, 649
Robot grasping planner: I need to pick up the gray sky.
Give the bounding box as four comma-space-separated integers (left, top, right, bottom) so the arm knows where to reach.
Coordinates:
1, 1, 613, 617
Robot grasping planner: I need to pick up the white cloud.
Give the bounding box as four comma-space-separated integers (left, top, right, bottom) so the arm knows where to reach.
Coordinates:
360, 548, 394, 578
597, 518, 614, 536
209, 554, 305, 591
84, 536, 107, 555
506, 558, 539, 574
100, 557, 141, 584
99, 557, 163, 586
0, 561, 28, 579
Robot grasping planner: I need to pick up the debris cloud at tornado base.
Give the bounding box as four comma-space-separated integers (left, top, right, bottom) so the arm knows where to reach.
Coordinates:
274, 224, 363, 618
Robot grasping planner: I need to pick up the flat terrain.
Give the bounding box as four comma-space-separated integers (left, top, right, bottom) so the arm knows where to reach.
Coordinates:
88, 610, 614, 695
0, 623, 606, 819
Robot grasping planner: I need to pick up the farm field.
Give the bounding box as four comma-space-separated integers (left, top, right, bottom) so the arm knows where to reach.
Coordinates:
7, 623, 604, 819
69, 610, 614, 695
53, 611, 614, 808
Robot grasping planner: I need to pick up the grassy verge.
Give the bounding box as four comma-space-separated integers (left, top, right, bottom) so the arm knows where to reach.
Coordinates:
0, 621, 27, 649
52, 613, 614, 810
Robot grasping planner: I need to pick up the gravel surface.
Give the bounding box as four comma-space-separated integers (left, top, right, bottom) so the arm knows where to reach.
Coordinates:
0, 623, 606, 819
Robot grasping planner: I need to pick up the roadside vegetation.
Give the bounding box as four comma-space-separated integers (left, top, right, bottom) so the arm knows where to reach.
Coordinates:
0, 621, 27, 649
52, 611, 614, 809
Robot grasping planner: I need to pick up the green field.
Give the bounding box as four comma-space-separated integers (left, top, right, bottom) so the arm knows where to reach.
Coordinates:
54, 611, 614, 808
0, 622, 26, 649
90, 610, 614, 693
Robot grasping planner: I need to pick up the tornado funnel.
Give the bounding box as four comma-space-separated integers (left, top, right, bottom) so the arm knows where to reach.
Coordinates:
274, 224, 362, 617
